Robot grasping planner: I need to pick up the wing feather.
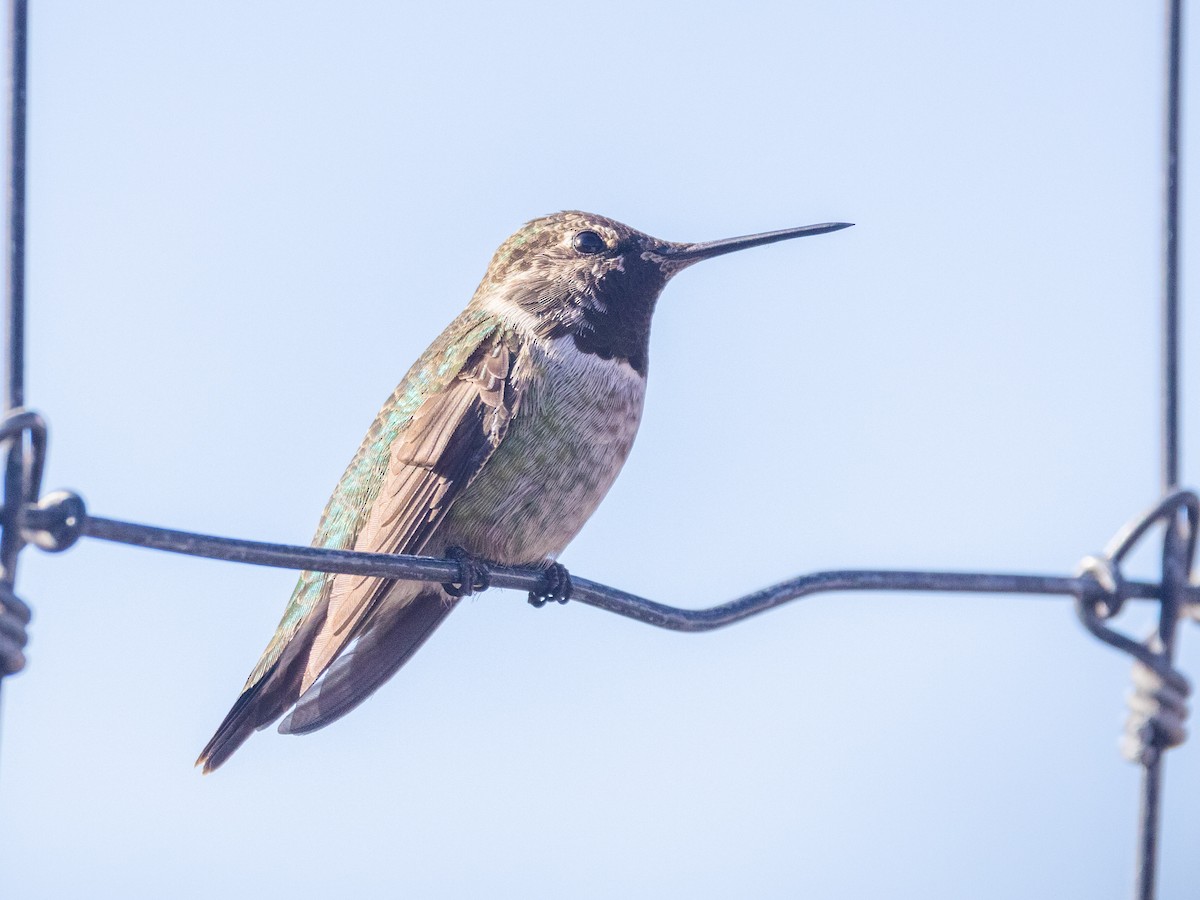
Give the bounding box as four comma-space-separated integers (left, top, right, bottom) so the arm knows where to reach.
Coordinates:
277, 589, 457, 735
197, 318, 520, 772
300, 336, 518, 691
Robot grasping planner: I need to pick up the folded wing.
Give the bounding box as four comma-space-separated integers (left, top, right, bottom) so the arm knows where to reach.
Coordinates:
197, 326, 521, 772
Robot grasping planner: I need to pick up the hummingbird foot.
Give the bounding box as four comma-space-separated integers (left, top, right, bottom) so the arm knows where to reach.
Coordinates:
442, 546, 492, 597
528, 562, 572, 608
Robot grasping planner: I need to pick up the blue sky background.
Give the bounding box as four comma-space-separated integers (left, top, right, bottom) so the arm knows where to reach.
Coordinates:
3, 1, 1199, 897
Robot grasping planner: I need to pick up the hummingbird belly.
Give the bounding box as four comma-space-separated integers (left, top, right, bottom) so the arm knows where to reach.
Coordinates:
435, 335, 646, 566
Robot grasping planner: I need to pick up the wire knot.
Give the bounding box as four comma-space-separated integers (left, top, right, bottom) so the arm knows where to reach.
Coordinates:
0, 409, 47, 567
0, 581, 30, 676
23, 489, 86, 552
1121, 661, 1191, 765
1076, 554, 1127, 619
0, 409, 48, 680
1074, 490, 1198, 763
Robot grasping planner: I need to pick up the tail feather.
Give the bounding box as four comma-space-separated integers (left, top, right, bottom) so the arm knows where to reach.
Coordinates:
195, 645, 309, 774
278, 589, 457, 736
198, 586, 458, 772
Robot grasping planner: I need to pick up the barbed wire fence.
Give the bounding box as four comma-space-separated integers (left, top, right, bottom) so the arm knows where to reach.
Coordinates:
0, 2, 1192, 898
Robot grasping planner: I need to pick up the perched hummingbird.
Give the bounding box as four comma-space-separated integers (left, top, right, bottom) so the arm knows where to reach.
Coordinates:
197, 211, 850, 772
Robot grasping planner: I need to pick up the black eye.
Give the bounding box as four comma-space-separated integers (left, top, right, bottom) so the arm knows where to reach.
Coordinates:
572, 230, 607, 255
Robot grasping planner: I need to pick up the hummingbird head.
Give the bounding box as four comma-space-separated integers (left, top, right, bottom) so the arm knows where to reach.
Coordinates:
473, 210, 851, 376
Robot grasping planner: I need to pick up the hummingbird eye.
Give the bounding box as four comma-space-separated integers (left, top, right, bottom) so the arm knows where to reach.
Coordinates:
572, 230, 608, 255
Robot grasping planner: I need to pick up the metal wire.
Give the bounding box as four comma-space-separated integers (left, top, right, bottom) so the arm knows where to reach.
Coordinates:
76, 510, 1167, 629
1132, 2, 1188, 896
0, 1, 1193, 898
0, 0, 25, 578
1164, 0, 1183, 494
0, 0, 28, 769
5, 0, 23, 418
5, 494, 1181, 631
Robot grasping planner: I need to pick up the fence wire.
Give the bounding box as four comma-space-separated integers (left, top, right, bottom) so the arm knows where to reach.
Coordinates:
0, 0, 26, 689
0, 2, 1192, 899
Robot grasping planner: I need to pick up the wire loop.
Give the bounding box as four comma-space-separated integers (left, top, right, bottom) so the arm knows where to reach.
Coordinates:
1077, 554, 1128, 618
0, 408, 45, 576
1074, 492, 1197, 756
0, 408, 45, 679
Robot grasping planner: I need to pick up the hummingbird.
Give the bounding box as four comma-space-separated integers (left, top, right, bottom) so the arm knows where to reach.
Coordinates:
197, 211, 851, 772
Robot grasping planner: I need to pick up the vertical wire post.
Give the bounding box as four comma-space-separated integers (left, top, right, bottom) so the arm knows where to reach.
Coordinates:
1163, 0, 1183, 493
3, 0, 22, 419
1, 0, 27, 575
0, 0, 28, 757
3, 0, 23, 420
1137, 1, 1186, 898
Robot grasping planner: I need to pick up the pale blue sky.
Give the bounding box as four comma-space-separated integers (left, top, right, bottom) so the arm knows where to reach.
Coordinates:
3, 2, 1199, 897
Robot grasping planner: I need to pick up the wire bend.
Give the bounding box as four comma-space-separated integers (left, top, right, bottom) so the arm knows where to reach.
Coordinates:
9, 482, 1172, 632
0, 407, 44, 678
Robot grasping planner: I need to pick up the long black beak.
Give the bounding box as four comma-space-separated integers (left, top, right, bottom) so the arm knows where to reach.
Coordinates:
660, 221, 853, 269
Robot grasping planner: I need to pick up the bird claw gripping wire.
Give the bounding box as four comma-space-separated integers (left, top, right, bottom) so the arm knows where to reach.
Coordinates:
441, 546, 492, 598
528, 562, 572, 608
1075, 490, 1198, 763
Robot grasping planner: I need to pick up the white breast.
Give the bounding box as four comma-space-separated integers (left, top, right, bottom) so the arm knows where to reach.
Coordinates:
438, 334, 647, 565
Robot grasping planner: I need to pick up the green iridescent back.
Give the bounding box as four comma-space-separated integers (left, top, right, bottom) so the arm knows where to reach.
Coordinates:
244, 308, 498, 688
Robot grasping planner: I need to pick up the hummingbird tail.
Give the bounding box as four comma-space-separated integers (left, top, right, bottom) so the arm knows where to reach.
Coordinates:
195, 645, 309, 774
277, 588, 458, 735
